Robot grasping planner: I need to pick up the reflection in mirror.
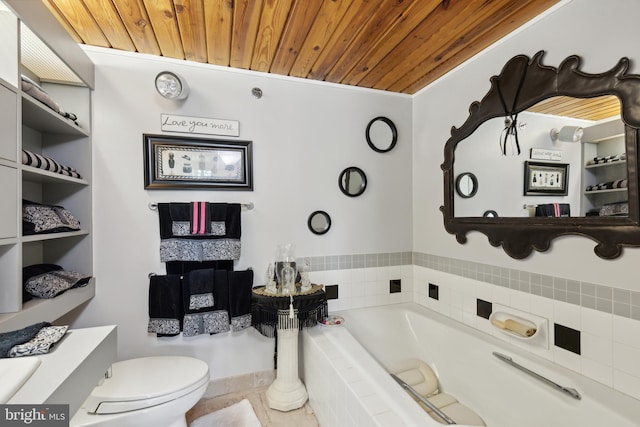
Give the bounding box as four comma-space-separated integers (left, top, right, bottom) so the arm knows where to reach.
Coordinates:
455, 172, 478, 198
453, 96, 625, 218
441, 51, 640, 259
339, 166, 367, 197
308, 211, 331, 235
366, 116, 397, 153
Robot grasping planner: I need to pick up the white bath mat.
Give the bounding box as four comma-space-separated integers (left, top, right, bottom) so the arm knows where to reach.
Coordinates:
190, 399, 262, 427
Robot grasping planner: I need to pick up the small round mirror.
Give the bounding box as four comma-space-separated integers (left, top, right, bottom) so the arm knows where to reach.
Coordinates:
483, 210, 498, 218
339, 166, 367, 197
455, 172, 478, 198
308, 210, 331, 235
366, 116, 397, 153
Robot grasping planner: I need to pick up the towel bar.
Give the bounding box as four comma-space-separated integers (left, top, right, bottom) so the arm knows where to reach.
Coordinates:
148, 202, 254, 210
493, 352, 581, 400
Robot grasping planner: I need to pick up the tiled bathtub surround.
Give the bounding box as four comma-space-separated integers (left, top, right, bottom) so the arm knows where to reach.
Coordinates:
305, 251, 640, 401
413, 252, 640, 321
304, 251, 640, 321
413, 265, 640, 401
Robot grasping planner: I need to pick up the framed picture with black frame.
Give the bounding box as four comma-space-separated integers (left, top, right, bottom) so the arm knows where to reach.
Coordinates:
143, 134, 253, 190
524, 161, 569, 196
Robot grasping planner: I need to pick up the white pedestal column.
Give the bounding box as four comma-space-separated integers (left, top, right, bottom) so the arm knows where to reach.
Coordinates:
265, 326, 308, 411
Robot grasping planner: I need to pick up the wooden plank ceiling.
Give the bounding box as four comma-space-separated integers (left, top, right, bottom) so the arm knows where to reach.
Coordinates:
527, 96, 621, 122
42, 0, 560, 95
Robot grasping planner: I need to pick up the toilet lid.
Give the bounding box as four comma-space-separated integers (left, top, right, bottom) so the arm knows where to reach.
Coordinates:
85, 356, 209, 414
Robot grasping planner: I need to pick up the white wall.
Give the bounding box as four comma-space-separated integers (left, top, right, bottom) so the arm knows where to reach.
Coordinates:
453, 111, 590, 217
413, 0, 640, 286
73, 47, 412, 379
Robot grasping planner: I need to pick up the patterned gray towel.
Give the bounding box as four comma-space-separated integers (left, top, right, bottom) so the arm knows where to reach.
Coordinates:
0, 322, 50, 358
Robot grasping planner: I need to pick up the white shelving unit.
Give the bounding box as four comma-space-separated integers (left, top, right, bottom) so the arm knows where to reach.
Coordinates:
581, 118, 627, 216
0, 1, 95, 331
0, 4, 116, 419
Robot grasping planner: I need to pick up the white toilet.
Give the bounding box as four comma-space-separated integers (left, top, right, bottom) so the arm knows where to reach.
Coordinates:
71, 356, 209, 427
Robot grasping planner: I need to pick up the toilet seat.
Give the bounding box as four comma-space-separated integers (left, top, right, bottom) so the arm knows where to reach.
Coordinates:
84, 356, 209, 414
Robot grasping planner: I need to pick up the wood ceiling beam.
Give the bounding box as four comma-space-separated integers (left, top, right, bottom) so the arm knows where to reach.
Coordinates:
204, 0, 233, 66
318, 0, 413, 83
230, 0, 264, 69
288, 0, 352, 78
174, 0, 207, 63
142, 0, 184, 59
269, 0, 323, 75
339, 0, 441, 87
46, 0, 110, 47
397, 0, 560, 94
41, 0, 83, 43
111, 0, 161, 55
81, 0, 135, 51
250, 0, 294, 72
364, 0, 516, 91
307, 0, 383, 81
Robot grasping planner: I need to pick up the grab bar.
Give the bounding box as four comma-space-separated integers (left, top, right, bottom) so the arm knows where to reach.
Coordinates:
493, 352, 581, 400
390, 373, 457, 425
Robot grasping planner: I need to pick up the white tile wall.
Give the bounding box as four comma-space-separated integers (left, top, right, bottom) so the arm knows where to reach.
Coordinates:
412, 265, 640, 401
305, 263, 640, 402
302, 328, 412, 427
310, 265, 413, 311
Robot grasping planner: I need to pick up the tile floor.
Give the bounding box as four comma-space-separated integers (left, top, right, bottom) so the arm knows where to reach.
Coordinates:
186, 385, 319, 427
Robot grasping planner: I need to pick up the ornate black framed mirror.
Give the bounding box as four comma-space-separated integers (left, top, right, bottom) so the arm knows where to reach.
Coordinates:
366, 116, 398, 153
455, 172, 478, 198
441, 51, 640, 259
308, 210, 331, 235
339, 166, 367, 197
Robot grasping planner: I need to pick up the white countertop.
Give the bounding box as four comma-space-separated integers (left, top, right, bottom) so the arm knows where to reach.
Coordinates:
9, 325, 117, 417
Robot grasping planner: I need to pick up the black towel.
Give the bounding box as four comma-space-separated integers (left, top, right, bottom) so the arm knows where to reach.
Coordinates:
186, 268, 214, 310
181, 269, 223, 337
165, 260, 233, 275
148, 274, 183, 337
535, 203, 570, 217
157, 202, 241, 263
228, 269, 254, 332
158, 202, 230, 239
0, 322, 50, 358
208, 270, 231, 335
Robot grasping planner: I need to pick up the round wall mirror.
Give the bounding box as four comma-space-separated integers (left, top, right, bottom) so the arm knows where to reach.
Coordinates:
455, 172, 478, 198
339, 166, 367, 197
308, 210, 331, 235
366, 116, 398, 153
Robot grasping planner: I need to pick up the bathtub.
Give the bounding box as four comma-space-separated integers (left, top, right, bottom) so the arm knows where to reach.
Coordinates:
302, 303, 640, 427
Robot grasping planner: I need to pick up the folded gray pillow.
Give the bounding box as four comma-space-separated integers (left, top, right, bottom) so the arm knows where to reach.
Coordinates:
8, 325, 69, 357
24, 270, 91, 299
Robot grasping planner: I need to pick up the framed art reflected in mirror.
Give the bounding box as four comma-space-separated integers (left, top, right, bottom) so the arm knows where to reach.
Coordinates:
523, 161, 568, 196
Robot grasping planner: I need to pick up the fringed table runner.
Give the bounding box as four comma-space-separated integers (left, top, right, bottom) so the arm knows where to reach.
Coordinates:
251, 285, 327, 338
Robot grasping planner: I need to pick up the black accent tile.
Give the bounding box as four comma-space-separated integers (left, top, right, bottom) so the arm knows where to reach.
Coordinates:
476, 299, 492, 319
325, 284, 339, 300
390, 279, 401, 293
428, 283, 439, 300
554, 323, 581, 355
